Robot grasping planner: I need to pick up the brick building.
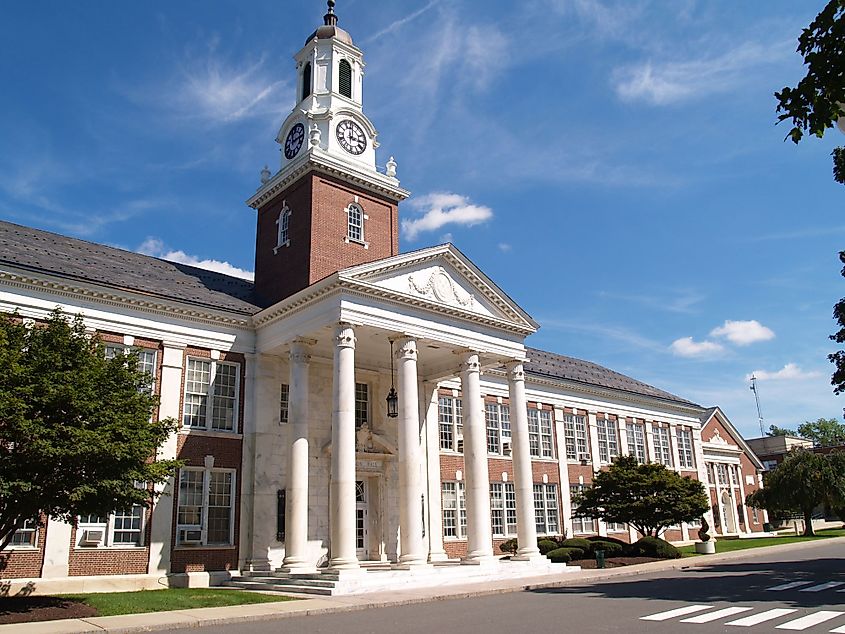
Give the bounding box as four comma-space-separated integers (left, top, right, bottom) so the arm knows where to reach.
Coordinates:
0, 4, 767, 593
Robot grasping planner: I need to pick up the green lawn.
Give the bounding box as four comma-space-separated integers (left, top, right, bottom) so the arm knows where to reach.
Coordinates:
59, 588, 294, 617
678, 527, 845, 556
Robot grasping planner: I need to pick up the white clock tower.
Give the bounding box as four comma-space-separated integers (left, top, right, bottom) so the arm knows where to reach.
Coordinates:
247, 1, 409, 307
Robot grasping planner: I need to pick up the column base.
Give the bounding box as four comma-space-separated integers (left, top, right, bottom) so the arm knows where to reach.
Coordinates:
244, 558, 272, 572
511, 552, 549, 565
392, 560, 432, 571
428, 551, 450, 563
460, 555, 499, 566
325, 566, 366, 579
279, 562, 318, 575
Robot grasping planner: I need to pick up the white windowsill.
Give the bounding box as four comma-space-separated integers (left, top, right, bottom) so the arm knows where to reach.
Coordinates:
173, 545, 237, 551
179, 429, 243, 440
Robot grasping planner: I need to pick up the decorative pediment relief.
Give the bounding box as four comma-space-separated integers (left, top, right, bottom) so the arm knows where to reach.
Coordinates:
408, 266, 474, 309
355, 422, 396, 454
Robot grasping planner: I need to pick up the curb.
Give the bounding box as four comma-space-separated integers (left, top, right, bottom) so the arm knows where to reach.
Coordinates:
5, 536, 844, 633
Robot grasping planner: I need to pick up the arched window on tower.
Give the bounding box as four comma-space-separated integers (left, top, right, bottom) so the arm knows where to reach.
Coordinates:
275, 203, 291, 253
338, 59, 352, 99
345, 202, 367, 246
302, 62, 312, 100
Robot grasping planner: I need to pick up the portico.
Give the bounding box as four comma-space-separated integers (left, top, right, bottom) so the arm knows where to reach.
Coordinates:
243, 245, 546, 575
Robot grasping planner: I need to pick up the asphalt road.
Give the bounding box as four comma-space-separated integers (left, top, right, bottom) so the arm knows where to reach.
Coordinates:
174, 541, 845, 633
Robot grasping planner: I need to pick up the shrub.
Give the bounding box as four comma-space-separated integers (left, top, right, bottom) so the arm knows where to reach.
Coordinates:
499, 538, 518, 556
588, 540, 624, 557
538, 539, 560, 555
629, 536, 681, 559
560, 537, 593, 552
546, 547, 585, 563
586, 535, 630, 552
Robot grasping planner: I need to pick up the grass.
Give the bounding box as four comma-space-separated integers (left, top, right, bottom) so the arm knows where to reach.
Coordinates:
58, 588, 294, 617
678, 526, 845, 556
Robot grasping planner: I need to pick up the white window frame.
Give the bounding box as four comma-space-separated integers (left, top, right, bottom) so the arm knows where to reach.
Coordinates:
570, 484, 597, 535
274, 203, 291, 253
596, 418, 619, 463
563, 413, 589, 461
527, 408, 554, 458
533, 483, 559, 536
8, 518, 38, 549
489, 482, 517, 537
438, 396, 463, 452
485, 402, 511, 456
344, 202, 369, 247
626, 422, 646, 463
105, 344, 157, 394
77, 505, 145, 549
279, 383, 289, 424
653, 425, 673, 467
441, 481, 467, 540
176, 466, 237, 547
354, 382, 369, 430
182, 357, 241, 433
677, 428, 695, 469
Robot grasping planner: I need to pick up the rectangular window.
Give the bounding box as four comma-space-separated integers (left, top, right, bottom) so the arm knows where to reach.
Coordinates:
10, 519, 37, 547
563, 413, 589, 461
105, 345, 157, 393
539, 410, 554, 458
347, 204, 364, 242
527, 409, 540, 457
653, 425, 673, 466
485, 403, 501, 455
355, 383, 369, 430
490, 483, 504, 537
182, 358, 239, 432
112, 506, 143, 545
626, 422, 646, 463
596, 418, 618, 463
605, 521, 626, 533
439, 397, 454, 450
177, 468, 236, 546
441, 481, 466, 539
279, 383, 289, 424
716, 463, 729, 484
533, 484, 559, 535
504, 483, 517, 535
677, 428, 695, 469
570, 484, 597, 534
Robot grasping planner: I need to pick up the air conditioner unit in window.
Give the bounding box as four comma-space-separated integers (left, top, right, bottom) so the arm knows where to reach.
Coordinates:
80, 529, 104, 546
578, 453, 590, 464
179, 529, 203, 545
456, 433, 464, 453
501, 439, 512, 456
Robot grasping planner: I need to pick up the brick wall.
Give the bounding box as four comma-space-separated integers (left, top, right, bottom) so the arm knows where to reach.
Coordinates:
0, 516, 46, 579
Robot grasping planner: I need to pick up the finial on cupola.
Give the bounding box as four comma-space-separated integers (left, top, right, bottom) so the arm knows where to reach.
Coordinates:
324, 0, 338, 26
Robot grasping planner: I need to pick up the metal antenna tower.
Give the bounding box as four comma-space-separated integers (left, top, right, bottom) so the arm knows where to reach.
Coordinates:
749, 374, 765, 436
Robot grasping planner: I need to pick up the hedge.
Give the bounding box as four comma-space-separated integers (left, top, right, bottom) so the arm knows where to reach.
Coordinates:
546, 547, 584, 563
629, 536, 681, 559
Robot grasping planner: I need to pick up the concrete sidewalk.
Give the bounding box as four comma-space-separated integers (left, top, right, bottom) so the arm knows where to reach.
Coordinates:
5, 537, 843, 634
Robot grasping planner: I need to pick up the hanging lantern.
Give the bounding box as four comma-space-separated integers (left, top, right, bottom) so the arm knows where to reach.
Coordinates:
386, 340, 399, 418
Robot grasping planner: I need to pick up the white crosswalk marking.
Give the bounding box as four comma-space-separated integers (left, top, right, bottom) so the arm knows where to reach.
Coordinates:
726, 608, 797, 627
775, 610, 843, 630
799, 581, 845, 592
767, 581, 814, 591
680, 607, 753, 623
829, 624, 845, 633
640, 605, 713, 621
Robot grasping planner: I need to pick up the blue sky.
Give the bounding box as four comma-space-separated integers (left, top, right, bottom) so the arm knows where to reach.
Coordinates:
1, 1, 843, 438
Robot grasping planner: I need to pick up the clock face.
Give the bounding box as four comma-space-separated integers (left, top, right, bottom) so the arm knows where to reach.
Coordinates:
284, 123, 305, 160
335, 119, 367, 155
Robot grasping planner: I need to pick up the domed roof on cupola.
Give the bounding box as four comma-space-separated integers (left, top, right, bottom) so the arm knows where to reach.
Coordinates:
305, 0, 354, 46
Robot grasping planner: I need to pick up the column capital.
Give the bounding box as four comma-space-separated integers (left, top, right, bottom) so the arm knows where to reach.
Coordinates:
455, 349, 480, 373
334, 323, 356, 349
504, 360, 525, 381
289, 337, 316, 363
394, 336, 417, 361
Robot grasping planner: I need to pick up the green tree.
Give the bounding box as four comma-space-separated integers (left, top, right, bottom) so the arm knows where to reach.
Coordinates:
746, 448, 845, 536
775, 0, 845, 184
0, 310, 180, 550
571, 455, 709, 538
797, 417, 845, 446
767, 424, 797, 437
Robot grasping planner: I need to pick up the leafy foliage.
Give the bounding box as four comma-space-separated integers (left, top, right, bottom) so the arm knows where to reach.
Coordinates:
797, 417, 845, 446
767, 425, 796, 437
571, 455, 709, 538
545, 547, 581, 563
774, 0, 845, 183
537, 539, 561, 555
746, 449, 845, 536
629, 536, 681, 559
0, 310, 180, 550
498, 538, 518, 555
587, 540, 624, 557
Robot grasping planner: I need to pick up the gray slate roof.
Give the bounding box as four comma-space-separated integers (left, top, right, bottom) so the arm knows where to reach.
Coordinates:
0, 221, 263, 315
525, 346, 698, 407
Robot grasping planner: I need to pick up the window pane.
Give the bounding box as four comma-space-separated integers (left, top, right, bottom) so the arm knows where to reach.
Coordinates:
539, 410, 553, 458
485, 403, 500, 454
339, 59, 352, 98
211, 363, 237, 431
207, 472, 233, 544
527, 410, 540, 457
626, 423, 646, 463
438, 397, 454, 450
545, 485, 559, 534
177, 470, 204, 527
505, 483, 517, 535
113, 506, 143, 545
183, 359, 210, 427
654, 426, 673, 467
355, 383, 369, 429
533, 485, 546, 534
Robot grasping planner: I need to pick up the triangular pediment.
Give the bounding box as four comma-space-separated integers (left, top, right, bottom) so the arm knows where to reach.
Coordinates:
337, 244, 538, 334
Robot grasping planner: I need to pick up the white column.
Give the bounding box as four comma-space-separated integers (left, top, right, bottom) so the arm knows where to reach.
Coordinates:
554, 408, 574, 539
282, 339, 316, 573
459, 351, 495, 564
148, 343, 184, 576
395, 337, 428, 567
737, 465, 751, 534
41, 519, 72, 578
506, 361, 543, 562
617, 417, 629, 458
423, 383, 448, 562
669, 426, 682, 472
329, 323, 359, 571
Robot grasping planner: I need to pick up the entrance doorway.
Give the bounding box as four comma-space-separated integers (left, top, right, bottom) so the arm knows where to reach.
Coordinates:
355, 480, 368, 559
721, 490, 737, 533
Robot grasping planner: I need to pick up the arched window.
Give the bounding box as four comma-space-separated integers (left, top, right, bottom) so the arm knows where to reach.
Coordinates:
346, 203, 364, 243
302, 62, 312, 100
275, 204, 291, 253
338, 59, 352, 99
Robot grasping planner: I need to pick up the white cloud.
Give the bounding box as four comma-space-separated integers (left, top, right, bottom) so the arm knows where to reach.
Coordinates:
746, 364, 823, 382
364, 0, 440, 42
498, 243, 512, 253
670, 337, 724, 358
710, 320, 775, 346
402, 192, 493, 241
137, 237, 254, 281
612, 41, 786, 105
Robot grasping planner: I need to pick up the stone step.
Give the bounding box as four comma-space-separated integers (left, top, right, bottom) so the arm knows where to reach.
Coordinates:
235, 576, 338, 588
224, 580, 335, 596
